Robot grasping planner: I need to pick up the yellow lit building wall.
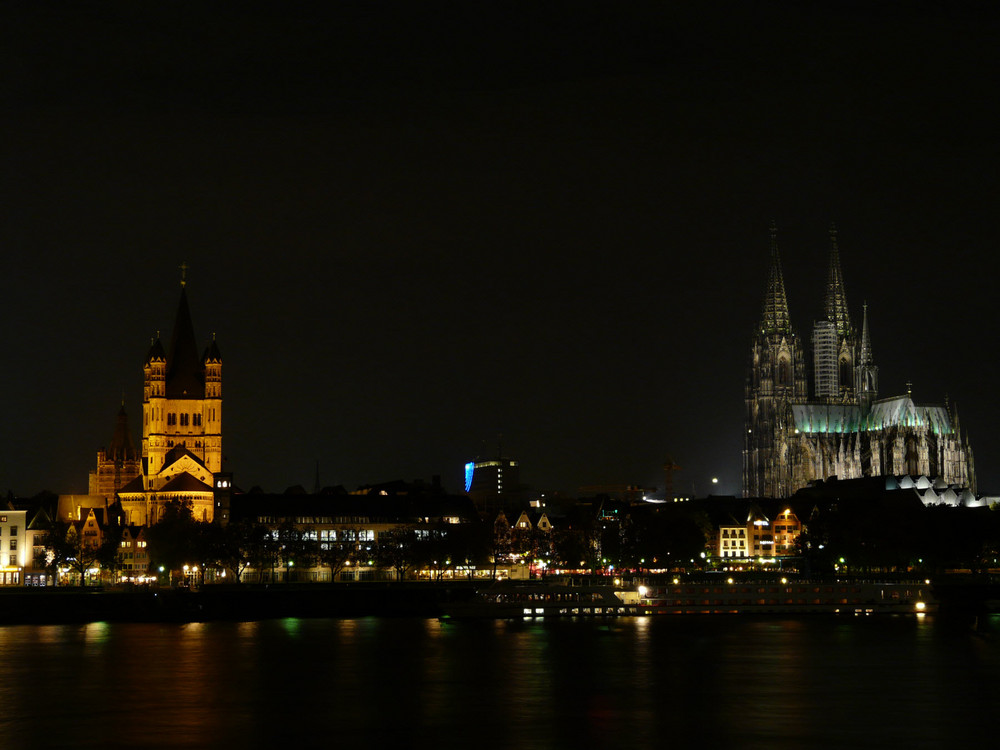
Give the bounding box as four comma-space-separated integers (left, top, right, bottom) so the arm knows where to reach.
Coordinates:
0, 511, 28, 585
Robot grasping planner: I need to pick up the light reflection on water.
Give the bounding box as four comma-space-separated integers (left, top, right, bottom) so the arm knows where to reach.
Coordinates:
0, 615, 996, 749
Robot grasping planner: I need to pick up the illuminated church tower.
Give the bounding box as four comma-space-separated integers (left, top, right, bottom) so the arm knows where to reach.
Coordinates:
743, 225, 975, 498
142, 273, 222, 476
743, 223, 808, 498
119, 267, 222, 524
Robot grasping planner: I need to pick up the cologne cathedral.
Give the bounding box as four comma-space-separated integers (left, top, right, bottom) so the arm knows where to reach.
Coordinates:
743, 225, 975, 499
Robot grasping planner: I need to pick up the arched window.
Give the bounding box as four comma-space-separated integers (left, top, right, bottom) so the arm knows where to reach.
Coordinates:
839, 356, 852, 389
905, 436, 919, 476
778, 359, 789, 385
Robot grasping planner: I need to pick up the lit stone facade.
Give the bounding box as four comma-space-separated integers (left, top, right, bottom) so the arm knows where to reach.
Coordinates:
0, 510, 28, 585
743, 225, 975, 498
119, 281, 221, 525
88, 405, 142, 499
142, 286, 222, 477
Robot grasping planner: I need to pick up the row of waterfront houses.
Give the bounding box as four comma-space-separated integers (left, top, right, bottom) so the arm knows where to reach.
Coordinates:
6, 469, 994, 586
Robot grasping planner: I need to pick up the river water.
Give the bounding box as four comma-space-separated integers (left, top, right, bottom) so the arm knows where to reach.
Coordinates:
0, 614, 996, 749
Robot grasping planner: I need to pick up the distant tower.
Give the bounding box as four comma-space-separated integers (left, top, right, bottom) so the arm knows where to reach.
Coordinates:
743, 223, 807, 498
465, 439, 522, 516
88, 402, 142, 498
854, 302, 878, 406
662, 455, 682, 501
825, 225, 856, 399
142, 265, 223, 478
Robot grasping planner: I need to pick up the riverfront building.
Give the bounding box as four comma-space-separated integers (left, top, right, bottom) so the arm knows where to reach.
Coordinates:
0, 510, 27, 585
465, 456, 523, 516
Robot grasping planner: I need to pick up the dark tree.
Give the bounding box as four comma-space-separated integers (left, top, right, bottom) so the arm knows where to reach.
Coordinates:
632, 507, 712, 570
375, 525, 418, 581
551, 527, 597, 571
145, 499, 199, 582
317, 529, 358, 582
490, 515, 512, 580
217, 520, 271, 583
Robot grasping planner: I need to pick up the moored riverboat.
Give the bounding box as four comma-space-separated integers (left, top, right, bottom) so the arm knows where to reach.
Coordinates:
440, 579, 936, 620
636, 580, 936, 615
441, 582, 640, 620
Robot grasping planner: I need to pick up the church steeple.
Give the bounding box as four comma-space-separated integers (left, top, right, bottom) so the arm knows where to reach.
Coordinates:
860, 304, 872, 364
761, 221, 792, 335
108, 403, 138, 462
142, 271, 223, 481
855, 302, 878, 403
825, 224, 852, 336
165, 283, 204, 399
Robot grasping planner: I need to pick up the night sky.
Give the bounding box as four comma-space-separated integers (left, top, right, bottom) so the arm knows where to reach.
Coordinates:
2, 3, 998, 498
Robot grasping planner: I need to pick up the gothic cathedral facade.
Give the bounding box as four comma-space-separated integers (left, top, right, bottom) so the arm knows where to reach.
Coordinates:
743, 225, 975, 498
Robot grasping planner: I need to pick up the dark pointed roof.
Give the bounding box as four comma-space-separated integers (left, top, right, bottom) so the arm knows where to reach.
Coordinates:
825, 224, 853, 337
166, 287, 205, 398
118, 474, 146, 493
159, 473, 214, 493
108, 404, 138, 461
760, 222, 792, 335
146, 337, 166, 364
27, 506, 54, 530
202, 336, 222, 363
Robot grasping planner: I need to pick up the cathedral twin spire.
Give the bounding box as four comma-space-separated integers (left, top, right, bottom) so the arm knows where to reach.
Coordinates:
759, 223, 856, 340
760, 222, 792, 335
756, 223, 875, 404
825, 225, 852, 337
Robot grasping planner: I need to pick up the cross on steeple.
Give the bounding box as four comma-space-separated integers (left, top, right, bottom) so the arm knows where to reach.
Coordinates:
179, 261, 189, 287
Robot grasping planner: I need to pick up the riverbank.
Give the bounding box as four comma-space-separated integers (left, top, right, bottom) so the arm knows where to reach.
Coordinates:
2, 577, 998, 624
0, 582, 479, 624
